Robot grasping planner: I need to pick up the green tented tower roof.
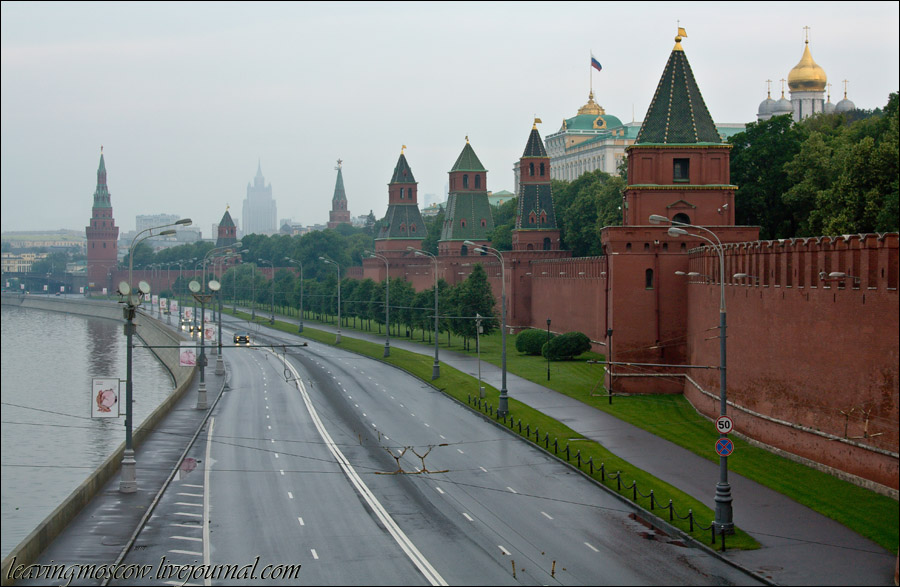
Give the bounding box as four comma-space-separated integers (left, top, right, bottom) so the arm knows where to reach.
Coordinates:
635, 36, 722, 145
450, 141, 487, 172
390, 153, 416, 184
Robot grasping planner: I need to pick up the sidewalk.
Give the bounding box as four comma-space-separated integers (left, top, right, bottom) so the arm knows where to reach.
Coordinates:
8, 357, 227, 587
279, 314, 896, 586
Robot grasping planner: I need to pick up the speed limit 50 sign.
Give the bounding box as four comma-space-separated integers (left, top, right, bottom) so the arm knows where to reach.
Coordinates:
716, 415, 734, 435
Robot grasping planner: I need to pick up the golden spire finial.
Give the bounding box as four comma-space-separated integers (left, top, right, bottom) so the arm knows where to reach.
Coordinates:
766, 79, 772, 98
780, 78, 787, 98
465, 135, 469, 144
827, 82, 832, 101
336, 158, 342, 170
401, 145, 406, 154
674, 23, 687, 51
843, 79, 849, 99
100, 145, 103, 154
226, 203, 230, 211
533, 116, 542, 129
803, 25, 810, 44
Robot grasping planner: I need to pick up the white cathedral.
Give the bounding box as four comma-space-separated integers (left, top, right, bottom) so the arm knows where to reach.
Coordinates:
757, 29, 856, 122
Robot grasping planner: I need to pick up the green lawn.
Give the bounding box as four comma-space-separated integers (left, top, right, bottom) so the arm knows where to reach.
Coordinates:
239, 309, 898, 553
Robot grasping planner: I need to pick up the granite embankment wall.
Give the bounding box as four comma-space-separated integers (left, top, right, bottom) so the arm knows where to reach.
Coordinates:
0, 294, 196, 585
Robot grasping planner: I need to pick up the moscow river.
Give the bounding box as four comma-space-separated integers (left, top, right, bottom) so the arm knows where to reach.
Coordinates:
0, 303, 175, 557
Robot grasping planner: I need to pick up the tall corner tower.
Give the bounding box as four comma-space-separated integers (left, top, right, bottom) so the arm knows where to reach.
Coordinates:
375, 147, 427, 253
85, 148, 120, 289
513, 120, 560, 251
327, 159, 352, 229
623, 28, 735, 227
439, 138, 494, 256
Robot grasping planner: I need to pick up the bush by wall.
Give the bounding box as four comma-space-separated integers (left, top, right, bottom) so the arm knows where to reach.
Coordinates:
515, 328, 556, 355
542, 331, 592, 360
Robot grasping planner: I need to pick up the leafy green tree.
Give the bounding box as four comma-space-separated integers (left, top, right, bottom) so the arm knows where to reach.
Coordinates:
729, 114, 807, 239
452, 264, 496, 350
420, 210, 444, 256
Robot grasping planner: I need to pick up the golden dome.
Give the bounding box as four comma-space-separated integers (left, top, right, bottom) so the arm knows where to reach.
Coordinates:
577, 91, 606, 116
788, 41, 827, 92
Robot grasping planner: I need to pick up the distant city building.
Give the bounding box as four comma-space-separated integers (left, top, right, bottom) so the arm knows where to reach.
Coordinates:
327, 159, 352, 229
421, 202, 445, 218
136, 214, 180, 233
85, 149, 119, 288
489, 190, 514, 208
1, 251, 49, 273
757, 29, 855, 122
242, 161, 277, 236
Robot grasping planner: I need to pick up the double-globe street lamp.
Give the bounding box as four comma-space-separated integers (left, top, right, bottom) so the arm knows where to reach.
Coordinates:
365, 250, 391, 357
407, 247, 439, 379
119, 218, 191, 493
284, 257, 304, 332
319, 256, 341, 343
465, 241, 509, 417
213, 252, 238, 375
648, 213, 733, 535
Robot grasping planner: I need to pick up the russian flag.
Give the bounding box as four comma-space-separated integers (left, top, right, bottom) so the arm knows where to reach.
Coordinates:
591, 53, 602, 72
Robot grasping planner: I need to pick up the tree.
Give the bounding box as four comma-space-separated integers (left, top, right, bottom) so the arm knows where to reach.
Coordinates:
554, 169, 623, 256
452, 264, 496, 350
729, 114, 806, 239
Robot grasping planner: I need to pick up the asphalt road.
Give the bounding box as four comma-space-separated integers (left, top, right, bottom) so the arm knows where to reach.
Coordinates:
112, 319, 764, 586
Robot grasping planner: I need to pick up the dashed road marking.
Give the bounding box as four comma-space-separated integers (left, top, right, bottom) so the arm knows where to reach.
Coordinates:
311, 549, 319, 560
479, 467, 488, 473
462, 513, 474, 522
298, 517, 305, 526
506, 487, 517, 494
584, 542, 600, 552
169, 549, 203, 556
457, 449, 464, 454
498, 546, 511, 556
435, 487, 445, 495
541, 511, 553, 520
288, 492, 294, 499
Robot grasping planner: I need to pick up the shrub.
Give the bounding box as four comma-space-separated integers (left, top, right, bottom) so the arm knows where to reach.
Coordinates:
542, 331, 592, 360
515, 328, 555, 355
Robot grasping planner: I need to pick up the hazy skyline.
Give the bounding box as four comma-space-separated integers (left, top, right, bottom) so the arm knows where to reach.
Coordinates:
2, 1, 898, 235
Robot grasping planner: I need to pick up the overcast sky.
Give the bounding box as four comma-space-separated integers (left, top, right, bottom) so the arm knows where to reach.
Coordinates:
2, 1, 898, 236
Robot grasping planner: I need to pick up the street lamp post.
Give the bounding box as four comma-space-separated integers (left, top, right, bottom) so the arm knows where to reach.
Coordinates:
476, 313, 485, 398
365, 250, 391, 357
214, 254, 235, 375
319, 256, 341, 343
467, 241, 508, 417
258, 259, 275, 324
189, 278, 219, 410
408, 247, 439, 379
119, 218, 191, 493
649, 213, 733, 534
284, 257, 304, 332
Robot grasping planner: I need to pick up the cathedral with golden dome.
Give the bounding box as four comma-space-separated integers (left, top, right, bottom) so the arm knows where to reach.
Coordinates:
758, 27, 855, 122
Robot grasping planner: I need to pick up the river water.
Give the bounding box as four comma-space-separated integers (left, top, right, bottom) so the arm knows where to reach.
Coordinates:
0, 304, 174, 557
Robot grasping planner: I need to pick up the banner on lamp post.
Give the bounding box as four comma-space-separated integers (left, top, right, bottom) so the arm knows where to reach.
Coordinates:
91, 378, 120, 418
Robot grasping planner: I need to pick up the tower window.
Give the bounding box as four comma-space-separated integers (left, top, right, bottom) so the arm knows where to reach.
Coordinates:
529, 163, 535, 177
540, 163, 545, 176
463, 174, 469, 189
475, 174, 481, 188
481, 219, 486, 227
673, 159, 690, 182
461, 219, 467, 228
399, 188, 404, 199
645, 268, 654, 289
673, 212, 691, 224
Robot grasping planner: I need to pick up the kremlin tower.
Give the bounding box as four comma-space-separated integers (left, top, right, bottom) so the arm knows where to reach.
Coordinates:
85, 148, 120, 293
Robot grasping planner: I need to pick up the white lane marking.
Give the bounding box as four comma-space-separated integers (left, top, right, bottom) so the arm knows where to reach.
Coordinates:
506, 486, 518, 494
175, 502, 202, 507
424, 423, 430, 427
164, 582, 200, 586
182, 484, 203, 488
177, 492, 203, 498
278, 352, 447, 586
410, 413, 415, 417
203, 417, 214, 586
462, 513, 474, 522
311, 549, 319, 560
399, 403, 405, 408
171, 523, 202, 529
266, 415, 269, 419
274, 454, 279, 459
280, 469, 284, 476
175, 512, 202, 518
498, 546, 511, 556
541, 511, 554, 520
268, 425, 272, 430
384, 435, 390, 440
435, 487, 445, 495
480, 467, 488, 473
355, 403, 359, 407
298, 517, 305, 526
172, 535, 203, 542
271, 438, 275, 443
288, 492, 294, 499
584, 542, 600, 553
169, 549, 203, 556
457, 449, 464, 454
439, 435, 446, 440
362, 413, 367, 417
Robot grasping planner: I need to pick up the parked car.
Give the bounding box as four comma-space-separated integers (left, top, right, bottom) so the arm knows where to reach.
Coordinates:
233, 332, 250, 344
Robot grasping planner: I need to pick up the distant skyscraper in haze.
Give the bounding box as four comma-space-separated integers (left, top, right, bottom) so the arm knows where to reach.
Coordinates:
242, 161, 277, 235
327, 159, 351, 229
85, 148, 119, 291
136, 214, 179, 233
